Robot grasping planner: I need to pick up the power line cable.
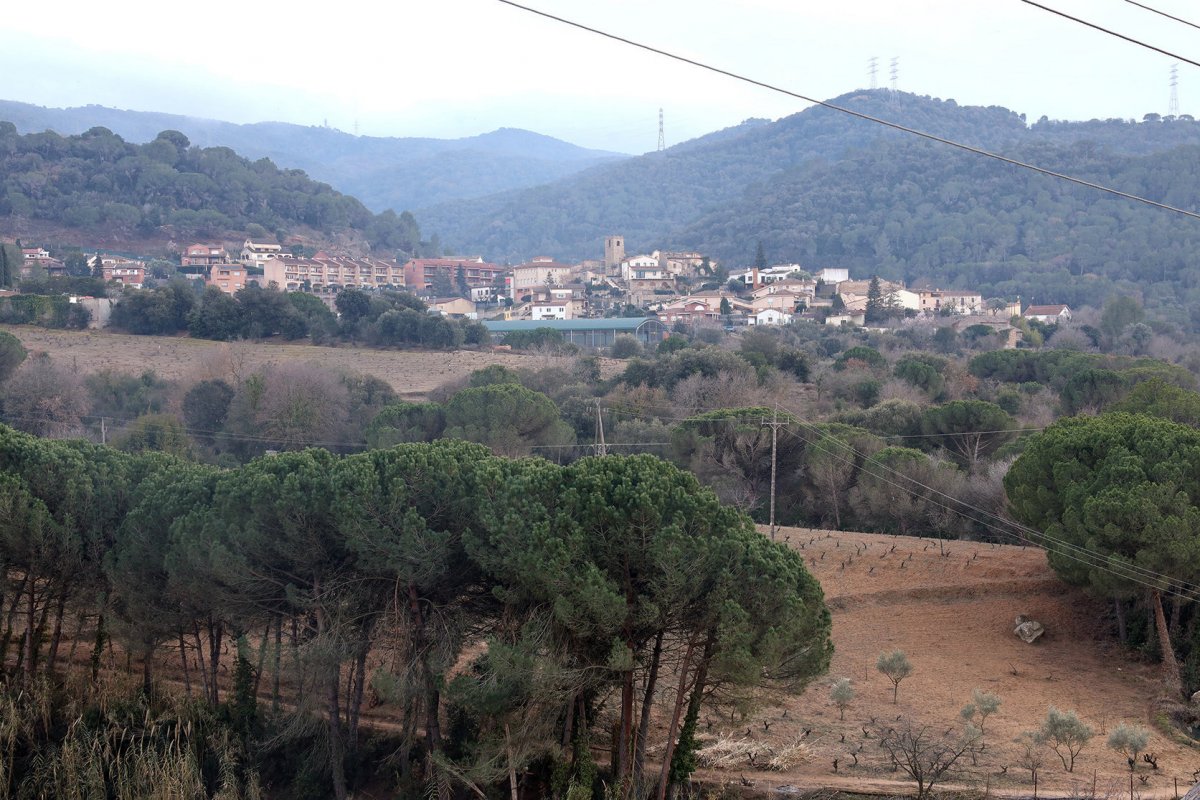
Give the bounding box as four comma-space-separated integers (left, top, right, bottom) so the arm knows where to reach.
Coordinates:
1019, 0, 1200, 69
779, 419, 1200, 597
1123, 0, 1200, 32
779, 423, 1200, 599
495, 0, 1200, 222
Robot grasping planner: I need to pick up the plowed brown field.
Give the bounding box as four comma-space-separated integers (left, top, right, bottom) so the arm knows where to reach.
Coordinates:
692, 526, 1197, 798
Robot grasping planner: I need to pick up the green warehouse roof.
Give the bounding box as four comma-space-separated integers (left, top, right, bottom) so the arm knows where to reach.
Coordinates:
482, 318, 660, 332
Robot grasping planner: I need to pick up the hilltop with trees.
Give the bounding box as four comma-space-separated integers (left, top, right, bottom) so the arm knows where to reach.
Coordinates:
419, 90, 1200, 327
0, 123, 427, 254
0, 98, 626, 215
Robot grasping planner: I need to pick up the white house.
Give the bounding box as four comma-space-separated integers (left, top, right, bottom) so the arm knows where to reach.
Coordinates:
750, 308, 793, 326
531, 302, 570, 321
240, 239, 282, 266
620, 255, 666, 281
816, 267, 850, 284
1023, 304, 1072, 323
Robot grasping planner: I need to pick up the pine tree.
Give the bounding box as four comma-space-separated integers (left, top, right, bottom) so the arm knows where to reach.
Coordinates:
865, 275, 884, 323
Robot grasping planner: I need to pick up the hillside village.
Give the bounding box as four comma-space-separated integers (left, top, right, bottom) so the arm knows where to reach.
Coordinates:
3, 234, 1070, 346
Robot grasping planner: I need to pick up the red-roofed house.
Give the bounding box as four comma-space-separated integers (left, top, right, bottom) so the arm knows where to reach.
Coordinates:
103, 264, 146, 287
182, 244, 229, 267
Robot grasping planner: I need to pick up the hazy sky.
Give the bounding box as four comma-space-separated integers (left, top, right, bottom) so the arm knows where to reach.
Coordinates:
2, 0, 1196, 153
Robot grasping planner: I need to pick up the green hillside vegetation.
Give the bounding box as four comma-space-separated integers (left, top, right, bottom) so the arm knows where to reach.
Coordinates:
0, 100, 627, 213
681, 139, 1200, 327
420, 91, 1200, 326
0, 123, 423, 252
418, 92, 1044, 261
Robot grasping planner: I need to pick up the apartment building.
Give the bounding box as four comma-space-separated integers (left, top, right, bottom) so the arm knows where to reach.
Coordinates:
401, 258, 505, 293
263, 256, 407, 292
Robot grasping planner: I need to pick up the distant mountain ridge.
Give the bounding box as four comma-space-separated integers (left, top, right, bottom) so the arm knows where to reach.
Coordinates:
416, 90, 1200, 264
0, 100, 628, 214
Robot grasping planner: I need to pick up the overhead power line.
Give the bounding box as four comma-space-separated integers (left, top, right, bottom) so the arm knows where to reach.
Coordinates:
1123, 0, 1200, 33
780, 420, 1200, 599
1019, 0, 1200, 70
495, 0, 1200, 222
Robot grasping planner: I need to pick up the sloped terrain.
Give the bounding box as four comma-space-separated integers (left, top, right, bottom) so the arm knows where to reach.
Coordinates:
690, 526, 1196, 798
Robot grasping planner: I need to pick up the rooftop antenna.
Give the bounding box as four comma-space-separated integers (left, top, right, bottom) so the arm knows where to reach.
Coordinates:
1170, 63, 1180, 115
890, 57, 899, 92
869, 56, 878, 90
657, 107, 665, 151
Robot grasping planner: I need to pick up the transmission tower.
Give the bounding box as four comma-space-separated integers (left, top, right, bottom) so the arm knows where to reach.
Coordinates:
657, 108, 665, 151
868, 56, 878, 90
1170, 63, 1180, 115
890, 57, 899, 92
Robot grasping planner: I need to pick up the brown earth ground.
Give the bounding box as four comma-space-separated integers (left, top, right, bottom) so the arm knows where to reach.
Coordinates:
688, 526, 1198, 798
0, 324, 622, 399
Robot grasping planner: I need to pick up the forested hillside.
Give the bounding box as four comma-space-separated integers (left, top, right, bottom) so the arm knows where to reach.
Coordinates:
0, 123, 422, 252
681, 139, 1200, 327
0, 100, 627, 213
419, 91, 1200, 311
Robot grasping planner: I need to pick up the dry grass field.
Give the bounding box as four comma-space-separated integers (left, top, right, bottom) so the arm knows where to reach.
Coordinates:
687, 526, 1198, 798
0, 324, 622, 398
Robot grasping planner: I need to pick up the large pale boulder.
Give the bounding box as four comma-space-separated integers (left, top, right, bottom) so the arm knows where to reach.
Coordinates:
1014, 614, 1045, 644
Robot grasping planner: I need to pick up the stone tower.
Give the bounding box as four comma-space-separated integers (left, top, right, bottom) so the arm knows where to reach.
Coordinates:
604, 235, 625, 271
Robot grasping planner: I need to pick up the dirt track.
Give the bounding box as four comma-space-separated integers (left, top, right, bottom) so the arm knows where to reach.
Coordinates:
692, 527, 1197, 799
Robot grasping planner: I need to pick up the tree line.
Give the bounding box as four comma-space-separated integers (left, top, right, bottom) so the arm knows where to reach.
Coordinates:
0, 429, 831, 799
107, 283, 489, 348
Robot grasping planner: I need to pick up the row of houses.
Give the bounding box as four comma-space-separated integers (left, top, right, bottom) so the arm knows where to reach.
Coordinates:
14, 236, 1074, 339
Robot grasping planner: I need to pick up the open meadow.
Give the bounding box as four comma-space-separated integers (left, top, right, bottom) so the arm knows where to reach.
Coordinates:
0, 324, 622, 399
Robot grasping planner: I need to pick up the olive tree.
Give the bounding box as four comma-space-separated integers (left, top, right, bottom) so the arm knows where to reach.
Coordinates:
1107, 723, 1150, 771
960, 689, 1001, 734
1035, 707, 1092, 772
830, 677, 855, 720
877, 649, 913, 703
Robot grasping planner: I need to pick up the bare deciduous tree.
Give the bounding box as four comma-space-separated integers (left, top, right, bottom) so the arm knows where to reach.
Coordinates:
0, 355, 87, 437
876, 721, 981, 800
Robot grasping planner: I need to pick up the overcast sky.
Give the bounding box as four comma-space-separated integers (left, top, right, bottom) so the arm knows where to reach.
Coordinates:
2, 0, 1197, 153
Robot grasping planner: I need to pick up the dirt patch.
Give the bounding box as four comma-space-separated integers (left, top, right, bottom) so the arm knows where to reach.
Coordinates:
693, 527, 1198, 799
0, 324, 622, 398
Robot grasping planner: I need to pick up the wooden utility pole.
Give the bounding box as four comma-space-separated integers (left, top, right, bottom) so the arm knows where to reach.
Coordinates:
594, 400, 607, 457
762, 405, 785, 540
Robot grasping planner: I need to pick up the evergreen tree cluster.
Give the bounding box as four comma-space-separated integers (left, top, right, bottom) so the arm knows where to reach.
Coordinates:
0, 428, 831, 799
0, 124, 423, 252
107, 283, 489, 347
